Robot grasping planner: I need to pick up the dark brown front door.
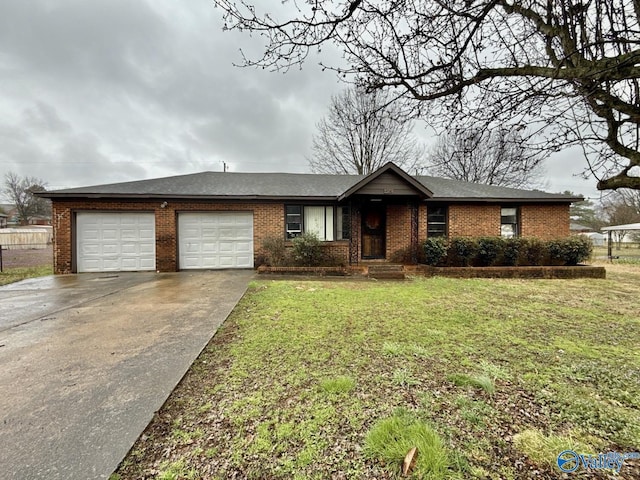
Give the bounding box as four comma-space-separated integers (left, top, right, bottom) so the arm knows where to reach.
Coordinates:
362, 205, 385, 259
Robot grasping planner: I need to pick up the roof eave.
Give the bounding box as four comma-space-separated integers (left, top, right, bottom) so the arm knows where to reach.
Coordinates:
426, 197, 580, 203
41, 193, 342, 202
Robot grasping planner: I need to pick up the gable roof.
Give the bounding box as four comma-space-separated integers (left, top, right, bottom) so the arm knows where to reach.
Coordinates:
338, 163, 433, 200
38, 165, 581, 203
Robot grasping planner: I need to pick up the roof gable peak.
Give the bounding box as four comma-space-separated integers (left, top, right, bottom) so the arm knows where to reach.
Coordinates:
338, 162, 433, 200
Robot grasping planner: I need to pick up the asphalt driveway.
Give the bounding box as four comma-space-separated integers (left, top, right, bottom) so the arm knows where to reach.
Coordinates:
0, 270, 253, 480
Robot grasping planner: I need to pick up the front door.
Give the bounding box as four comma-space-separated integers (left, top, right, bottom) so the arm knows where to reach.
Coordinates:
361, 205, 386, 259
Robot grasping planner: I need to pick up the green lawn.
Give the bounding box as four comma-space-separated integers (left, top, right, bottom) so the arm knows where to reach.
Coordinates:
0, 265, 53, 286
114, 265, 640, 480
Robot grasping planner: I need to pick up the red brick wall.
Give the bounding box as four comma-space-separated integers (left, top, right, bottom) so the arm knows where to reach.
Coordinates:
386, 204, 412, 258
51, 199, 284, 274
283, 241, 350, 266
449, 204, 501, 237
50, 199, 572, 273
520, 203, 570, 239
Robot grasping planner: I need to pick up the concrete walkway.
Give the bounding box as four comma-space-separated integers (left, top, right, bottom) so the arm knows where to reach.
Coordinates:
0, 271, 252, 480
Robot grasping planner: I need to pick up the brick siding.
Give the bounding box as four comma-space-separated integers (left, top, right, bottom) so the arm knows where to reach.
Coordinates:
52, 199, 283, 274
448, 204, 502, 237
520, 203, 570, 239
51, 199, 572, 273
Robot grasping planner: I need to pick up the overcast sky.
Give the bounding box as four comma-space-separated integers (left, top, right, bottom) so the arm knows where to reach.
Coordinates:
0, 0, 603, 201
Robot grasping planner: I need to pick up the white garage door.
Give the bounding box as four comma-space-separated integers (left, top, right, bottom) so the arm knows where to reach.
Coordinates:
178, 212, 253, 269
76, 212, 156, 273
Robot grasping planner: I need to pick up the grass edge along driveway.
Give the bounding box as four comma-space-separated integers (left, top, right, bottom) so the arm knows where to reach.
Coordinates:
114, 266, 640, 480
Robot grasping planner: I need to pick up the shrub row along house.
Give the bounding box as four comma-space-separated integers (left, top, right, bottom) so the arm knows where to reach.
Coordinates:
39, 163, 580, 274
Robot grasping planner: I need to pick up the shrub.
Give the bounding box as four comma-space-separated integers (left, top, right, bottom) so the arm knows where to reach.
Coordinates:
389, 247, 416, 264
549, 236, 593, 266
291, 232, 324, 266
475, 237, 504, 266
260, 236, 289, 266
519, 238, 547, 266
546, 239, 565, 265
566, 236, 593, 265
448, 237, 477, 266
423, 237, 447, 266
502, 237, 521, 266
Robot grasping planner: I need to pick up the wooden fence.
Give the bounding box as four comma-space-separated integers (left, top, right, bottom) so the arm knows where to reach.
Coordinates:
0, 228, 52, 250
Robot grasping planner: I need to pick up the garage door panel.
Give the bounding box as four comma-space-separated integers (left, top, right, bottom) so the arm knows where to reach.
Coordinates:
77, 212, 156, 272
102, 244, 119, 255
202, 243, 218, 253
235, 242, 252, 253
178, 212, 253, 269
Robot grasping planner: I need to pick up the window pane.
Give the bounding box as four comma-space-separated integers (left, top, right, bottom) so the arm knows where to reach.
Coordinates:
427, 205, 448, 237
501, 206, 518, 238
325, 207, 334, 241
304, 206, 326, 240
337, 206, 350, 240
501, 224, 516, 238
286, 205, 302, 239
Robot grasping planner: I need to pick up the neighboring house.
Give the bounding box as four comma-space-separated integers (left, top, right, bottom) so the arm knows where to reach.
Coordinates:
0, 204, 18, 226
578, 231, 606, 247
570, 222, 592, 233
38, 163, 581, 274
26, 214, 52, 226
0, 213, 7, 229
0, 204, 51, 226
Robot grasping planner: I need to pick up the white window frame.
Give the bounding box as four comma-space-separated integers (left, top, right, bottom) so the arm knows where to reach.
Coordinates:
501, 207, 519, 238
285, 205, 350, 241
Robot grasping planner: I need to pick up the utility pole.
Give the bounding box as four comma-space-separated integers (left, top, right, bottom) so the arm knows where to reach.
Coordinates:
222, 161, 228, 172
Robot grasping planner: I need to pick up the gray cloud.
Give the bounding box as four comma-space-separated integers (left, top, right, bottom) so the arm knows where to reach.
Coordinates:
0, 0, 600, 199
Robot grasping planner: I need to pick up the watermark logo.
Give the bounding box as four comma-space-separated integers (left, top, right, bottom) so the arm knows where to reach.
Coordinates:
557, 450, 640, 473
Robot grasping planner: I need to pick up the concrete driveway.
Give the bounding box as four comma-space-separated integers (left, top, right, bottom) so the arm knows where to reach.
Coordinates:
0, 271, 253, 480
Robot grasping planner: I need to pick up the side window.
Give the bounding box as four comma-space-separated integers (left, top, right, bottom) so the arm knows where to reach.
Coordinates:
337, 206, 350, 240
427, 205, 448, 237
285, 205, 340, 241
501, 207, 519, 238
286, 205, 302, 239
304, 206, 334, 241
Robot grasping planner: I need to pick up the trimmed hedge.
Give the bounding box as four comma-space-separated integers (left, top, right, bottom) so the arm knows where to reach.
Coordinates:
422, 236, 592, 267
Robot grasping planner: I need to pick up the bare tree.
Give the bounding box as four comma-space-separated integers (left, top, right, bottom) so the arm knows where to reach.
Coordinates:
425, 128, 545, 188
309, 87, 423, 175
600, 189, 640, 246
214, 0, 640, 191
3, 172, 51, 225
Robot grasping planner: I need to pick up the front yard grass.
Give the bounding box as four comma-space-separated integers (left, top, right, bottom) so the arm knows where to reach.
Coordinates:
115, 265, 640, 480
0, 265, 53, 286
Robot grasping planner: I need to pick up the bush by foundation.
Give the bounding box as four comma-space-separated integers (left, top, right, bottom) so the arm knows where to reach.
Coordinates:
422, 236, 593, 267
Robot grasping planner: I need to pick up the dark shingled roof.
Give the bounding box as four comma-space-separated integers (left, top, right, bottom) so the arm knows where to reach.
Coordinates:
40, 170, 581, 203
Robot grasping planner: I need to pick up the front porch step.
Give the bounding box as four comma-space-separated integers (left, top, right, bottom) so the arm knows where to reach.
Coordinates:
367, 264, 406, 280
